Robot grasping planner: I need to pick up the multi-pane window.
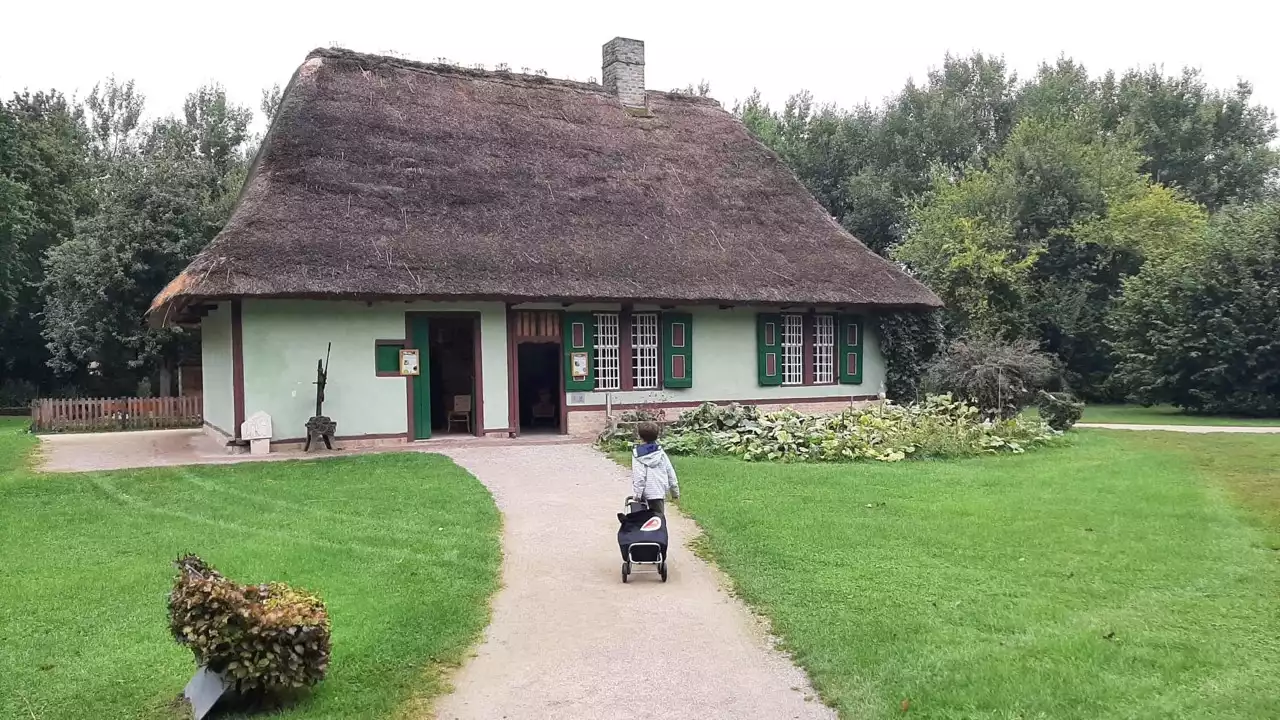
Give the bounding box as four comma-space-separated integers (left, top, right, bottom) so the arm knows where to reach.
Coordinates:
813, 315, 835, 384
594, 313, 621, 391
781, 314, 805, 385
631, 313, 660, 390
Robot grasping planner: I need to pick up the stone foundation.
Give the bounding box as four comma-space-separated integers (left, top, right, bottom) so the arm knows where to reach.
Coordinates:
567, 410, 609, 440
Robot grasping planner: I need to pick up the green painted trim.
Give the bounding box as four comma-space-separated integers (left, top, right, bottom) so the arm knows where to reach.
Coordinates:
563, 312, 595, 392
662, 312, 693, 388
838, 314, 864, 385
409, 314, 432, 439
375, 342, 403, 374
757, 313, 783, 386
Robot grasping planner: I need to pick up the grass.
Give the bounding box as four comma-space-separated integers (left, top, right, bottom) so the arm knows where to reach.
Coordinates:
0, 417, 501, 720
672, 431, 1280, 719
1060, 403, 1280, 426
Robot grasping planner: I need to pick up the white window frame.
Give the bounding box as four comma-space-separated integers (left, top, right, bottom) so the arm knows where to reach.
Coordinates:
813, 315, 835, 384
631, 312, 660, 390
594, 313, 620, 391
781, 314, 805, 386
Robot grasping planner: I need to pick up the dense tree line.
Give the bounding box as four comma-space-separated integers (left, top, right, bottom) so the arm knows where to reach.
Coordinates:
739, 55, 1279, 412
0, 80, 267, 403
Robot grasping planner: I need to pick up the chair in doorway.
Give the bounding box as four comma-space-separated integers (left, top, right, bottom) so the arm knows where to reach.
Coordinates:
448, 395, 472, 434
531, 388, 557, 428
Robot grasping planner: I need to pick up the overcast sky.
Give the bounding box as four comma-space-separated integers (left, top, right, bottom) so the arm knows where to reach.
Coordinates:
5, 0, 1279, 131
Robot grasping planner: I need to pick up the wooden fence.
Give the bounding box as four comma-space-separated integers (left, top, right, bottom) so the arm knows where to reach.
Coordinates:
31, 396, 203, 433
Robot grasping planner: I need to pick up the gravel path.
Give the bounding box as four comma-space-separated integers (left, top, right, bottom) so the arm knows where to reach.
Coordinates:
434, 444, 834, 720
1078, 423, 1280, 433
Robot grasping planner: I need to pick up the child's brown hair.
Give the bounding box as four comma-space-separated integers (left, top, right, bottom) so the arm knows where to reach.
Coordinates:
636, 421, 660, 443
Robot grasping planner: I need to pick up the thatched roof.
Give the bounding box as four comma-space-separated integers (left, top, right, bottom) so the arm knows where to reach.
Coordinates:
150, 47, 940, 322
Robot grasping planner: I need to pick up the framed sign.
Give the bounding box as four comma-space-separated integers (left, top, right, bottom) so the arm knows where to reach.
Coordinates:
399, 348, 421, 376
570, 351, 589, 381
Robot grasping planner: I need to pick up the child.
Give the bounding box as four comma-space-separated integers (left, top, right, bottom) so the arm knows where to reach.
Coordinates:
631, 421, 680, 515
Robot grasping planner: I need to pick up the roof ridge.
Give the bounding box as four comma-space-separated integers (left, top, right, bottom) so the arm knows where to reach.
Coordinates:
306, 47, 723, 107
308, 47, 609, 95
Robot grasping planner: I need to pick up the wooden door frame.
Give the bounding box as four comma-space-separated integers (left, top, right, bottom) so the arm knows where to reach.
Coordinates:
506, 308, 568, 437
403, 311, 484, 440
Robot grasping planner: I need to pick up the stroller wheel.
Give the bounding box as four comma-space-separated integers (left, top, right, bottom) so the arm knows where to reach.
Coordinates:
659, 562, 668, 582
622, 562, 630, 583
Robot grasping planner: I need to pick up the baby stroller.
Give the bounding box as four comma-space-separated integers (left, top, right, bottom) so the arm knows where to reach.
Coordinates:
617, 496, 668, 583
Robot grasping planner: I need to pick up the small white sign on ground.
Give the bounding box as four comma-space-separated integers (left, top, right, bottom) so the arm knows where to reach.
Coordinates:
183, 665, 228, 720
241, 411, 272, 455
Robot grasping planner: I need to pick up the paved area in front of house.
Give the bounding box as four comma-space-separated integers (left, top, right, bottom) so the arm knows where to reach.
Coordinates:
1078, 423, 1280, 433
434, 443, 833, 720
36, 429, 575, 472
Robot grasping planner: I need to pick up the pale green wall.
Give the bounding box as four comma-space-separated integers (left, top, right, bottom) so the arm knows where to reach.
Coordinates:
219, 299, 881, 437
200, 303, 234, 435
562, 306, 886, 408
239, 300, 508, 440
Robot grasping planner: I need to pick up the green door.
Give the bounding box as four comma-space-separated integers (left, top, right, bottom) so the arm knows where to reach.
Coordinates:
409, 314, 431, 440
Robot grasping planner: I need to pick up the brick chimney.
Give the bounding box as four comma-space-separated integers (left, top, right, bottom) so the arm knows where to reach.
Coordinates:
602, 37, 645, 108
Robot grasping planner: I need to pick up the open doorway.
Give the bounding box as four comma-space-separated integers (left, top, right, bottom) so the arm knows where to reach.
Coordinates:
518, 342, 561, 432
428, 316, 476, 435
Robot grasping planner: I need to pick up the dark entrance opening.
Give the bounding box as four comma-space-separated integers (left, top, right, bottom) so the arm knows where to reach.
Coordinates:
518, 342, 560, 432
428, 316, 476, 435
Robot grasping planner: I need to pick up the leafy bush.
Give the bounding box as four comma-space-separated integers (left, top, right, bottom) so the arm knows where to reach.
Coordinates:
598, 396, 1061, 463
923, 337, 1059, 419
674, 401, 761, 432
1110, 200, 1280, 416
873, 310, 946, 401
1036, 391, 1084, 431
168, 555, 330, 694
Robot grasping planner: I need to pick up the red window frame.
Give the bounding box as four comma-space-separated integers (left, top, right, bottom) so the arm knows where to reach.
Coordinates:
606, 309, 665, 392
784, 312, 837, 387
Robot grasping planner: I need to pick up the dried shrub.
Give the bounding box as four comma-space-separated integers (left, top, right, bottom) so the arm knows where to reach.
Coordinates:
923, 337, 1059, 419
1037, 391, 1084, 431
168, 555, 330, 694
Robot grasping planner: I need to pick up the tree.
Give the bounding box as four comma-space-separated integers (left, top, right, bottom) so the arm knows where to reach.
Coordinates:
1110, 200, 1280, 415
84, 77, 144, 162
39, 83, 254, 395
895, 166, 1037, 339
894, 115, 1203, 398
260, 83, 283, 124
736, 54, 1022, 258
1103, 68, 1278, 209
876, 53, 1019, 187
0, 91, 90, 396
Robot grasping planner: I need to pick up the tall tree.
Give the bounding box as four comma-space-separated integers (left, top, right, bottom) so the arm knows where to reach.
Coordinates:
736, 53, 1019, 257
0, 91, 90, 398
1104, 68, 1278, 209
895, 115, 1206, 396
84, 77, 144, 162
40, 83, 253, 395
1110, 199, 1280, 414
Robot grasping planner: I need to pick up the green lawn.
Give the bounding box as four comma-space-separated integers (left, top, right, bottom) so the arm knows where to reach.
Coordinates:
1073, 404, 1280, 426
0, 418, 501, 719
673, 432, 1280, 719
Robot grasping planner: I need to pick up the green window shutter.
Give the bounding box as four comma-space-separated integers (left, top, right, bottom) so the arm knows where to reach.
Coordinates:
757, 313, 783, 386
838, 314, 864, 384
375, 343, 403, 374
662, 313, 693, 388
563, 312, 595, 392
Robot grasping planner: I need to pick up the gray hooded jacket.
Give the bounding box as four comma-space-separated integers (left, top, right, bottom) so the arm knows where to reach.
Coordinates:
632, 444, 680, 501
